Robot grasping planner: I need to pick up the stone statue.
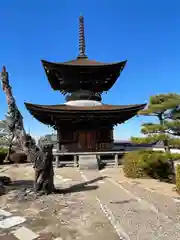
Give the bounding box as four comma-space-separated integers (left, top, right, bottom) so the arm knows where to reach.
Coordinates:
33, 144, 55, 194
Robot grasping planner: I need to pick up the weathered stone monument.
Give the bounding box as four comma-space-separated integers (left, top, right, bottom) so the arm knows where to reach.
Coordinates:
33, 144, 55, 195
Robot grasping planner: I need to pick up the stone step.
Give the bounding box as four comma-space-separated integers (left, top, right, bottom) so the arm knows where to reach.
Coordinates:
0, 216, 26, 229
12, 226, 39, 240
79, 155, 99, 170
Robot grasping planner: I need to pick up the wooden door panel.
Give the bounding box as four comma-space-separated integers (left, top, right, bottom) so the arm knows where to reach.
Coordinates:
78, 131, 96, 151
86, 131, 96, 150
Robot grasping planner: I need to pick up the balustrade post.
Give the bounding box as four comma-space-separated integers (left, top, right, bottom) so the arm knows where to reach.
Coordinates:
55, 155, 59, 168
114, 153, 119, 167
74, 155, 78, 167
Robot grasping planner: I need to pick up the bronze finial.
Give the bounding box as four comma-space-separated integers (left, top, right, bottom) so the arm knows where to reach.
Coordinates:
2, 65, 6, 73
78, 15, 87, 59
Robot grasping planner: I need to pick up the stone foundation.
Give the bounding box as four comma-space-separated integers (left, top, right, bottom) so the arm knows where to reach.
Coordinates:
78, 155, 99, 170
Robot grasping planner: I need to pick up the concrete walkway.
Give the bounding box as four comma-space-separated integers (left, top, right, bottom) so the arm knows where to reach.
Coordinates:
81, 170, 180, 240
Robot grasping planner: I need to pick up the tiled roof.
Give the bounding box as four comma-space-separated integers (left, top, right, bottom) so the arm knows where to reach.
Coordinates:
41, 59, 127, 67
25, 103, 146, 112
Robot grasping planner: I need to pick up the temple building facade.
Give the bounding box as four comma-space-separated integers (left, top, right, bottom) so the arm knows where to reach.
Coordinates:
25, 16, 146, 154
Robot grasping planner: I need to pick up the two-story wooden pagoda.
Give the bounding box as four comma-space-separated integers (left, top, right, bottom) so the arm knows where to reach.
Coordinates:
25, 16, 146, 158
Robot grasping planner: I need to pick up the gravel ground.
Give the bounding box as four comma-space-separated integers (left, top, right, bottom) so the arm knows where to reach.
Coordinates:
82, 170, 180, 240
0, 165, 180, 239
0, 165, 119, 240
120, 181, 180, 223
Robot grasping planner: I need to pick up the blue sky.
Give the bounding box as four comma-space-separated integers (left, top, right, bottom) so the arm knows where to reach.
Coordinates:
0, 0, 179, 140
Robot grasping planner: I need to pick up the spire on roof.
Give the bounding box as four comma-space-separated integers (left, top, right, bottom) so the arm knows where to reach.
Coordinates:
77, 15, 87, 59
2, 66, 6, 73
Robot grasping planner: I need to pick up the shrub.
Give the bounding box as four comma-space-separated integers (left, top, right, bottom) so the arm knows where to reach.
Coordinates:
176, 164, 180, 193
166, 152, 180, 161
123, 150, 173, 181
123, 151, 147, 178
144, 152, 171, 181
0, 148, 8, 164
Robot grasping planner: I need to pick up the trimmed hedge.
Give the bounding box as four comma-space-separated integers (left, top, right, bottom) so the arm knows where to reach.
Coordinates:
123, 151, 147, 178
123, 150, 175, 181
176, 164, 180, 193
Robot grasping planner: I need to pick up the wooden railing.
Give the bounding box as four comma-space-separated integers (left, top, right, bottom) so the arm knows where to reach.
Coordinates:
53, 151, 125, 168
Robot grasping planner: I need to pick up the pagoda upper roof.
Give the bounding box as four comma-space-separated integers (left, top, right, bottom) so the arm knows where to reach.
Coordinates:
42, 58, 126, 67
41, 16, 127, 94
25, 102, 146, 127
41, 59, 127, 94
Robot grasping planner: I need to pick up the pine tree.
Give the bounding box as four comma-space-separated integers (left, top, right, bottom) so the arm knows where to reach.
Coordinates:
132, 93, 180, 151
131, 93, 180, 180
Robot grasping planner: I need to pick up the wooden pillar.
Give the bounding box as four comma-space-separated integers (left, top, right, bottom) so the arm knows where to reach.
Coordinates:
56, 128, 61, 168
57, 128, 61, 152
111, 126, 114, 142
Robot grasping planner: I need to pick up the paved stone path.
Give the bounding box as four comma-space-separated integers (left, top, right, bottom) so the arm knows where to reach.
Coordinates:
0, 165, 180, 239
81, 170, 180, 239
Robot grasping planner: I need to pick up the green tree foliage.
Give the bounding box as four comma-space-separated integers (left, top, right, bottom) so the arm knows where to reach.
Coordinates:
131, 93, 180, 151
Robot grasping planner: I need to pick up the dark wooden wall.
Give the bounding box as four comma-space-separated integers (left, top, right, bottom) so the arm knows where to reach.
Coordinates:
57, 124, 114, 152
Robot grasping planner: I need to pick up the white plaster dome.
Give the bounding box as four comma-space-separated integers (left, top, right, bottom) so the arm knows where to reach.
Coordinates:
64, 100, 102, 106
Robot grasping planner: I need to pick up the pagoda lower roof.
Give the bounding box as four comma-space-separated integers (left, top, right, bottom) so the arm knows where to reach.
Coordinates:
25, 102, 146, 126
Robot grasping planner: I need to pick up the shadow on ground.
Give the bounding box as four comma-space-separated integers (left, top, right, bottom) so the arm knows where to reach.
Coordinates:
110, 199, 136, 205
5, 176, 107, 195
58, 176, 107, 194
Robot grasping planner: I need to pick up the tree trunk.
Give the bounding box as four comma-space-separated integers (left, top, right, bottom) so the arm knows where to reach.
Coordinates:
158, 114, 175, 182
33, 148, 55, 195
